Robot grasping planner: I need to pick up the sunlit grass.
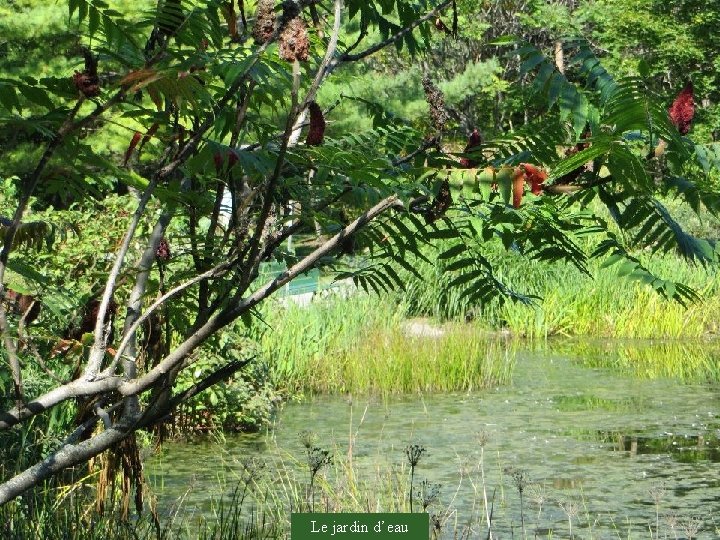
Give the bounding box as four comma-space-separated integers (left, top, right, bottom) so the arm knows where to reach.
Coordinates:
253, 269, 720, 396
255, 295, 515, 396
398, 236, 720, 340
554, 338, 720, 381
298, 325, 514, 395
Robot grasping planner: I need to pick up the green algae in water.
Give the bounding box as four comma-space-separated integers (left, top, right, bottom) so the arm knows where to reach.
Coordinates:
147, 342, 720, 538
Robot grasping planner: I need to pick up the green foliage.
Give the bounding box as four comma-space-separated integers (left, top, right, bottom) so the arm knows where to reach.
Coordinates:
517, 0, 589, 37
439, 58, 508, 105
175, 331, 280, 432
396, 221, 720, 339
3, 0, 720, 512
580, 0, 720, 139
345, 0, 435, 55
413, 41, 720, 307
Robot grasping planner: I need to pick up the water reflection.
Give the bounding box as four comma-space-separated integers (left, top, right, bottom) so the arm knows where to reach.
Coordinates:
548, 338, 720, 382
148, 339, 720, 538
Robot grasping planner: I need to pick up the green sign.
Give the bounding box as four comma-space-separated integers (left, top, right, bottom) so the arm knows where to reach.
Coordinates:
291, 513, 429, 540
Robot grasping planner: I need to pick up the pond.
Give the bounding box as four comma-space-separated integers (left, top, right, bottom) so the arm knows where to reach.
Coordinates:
147, 340, 720, 539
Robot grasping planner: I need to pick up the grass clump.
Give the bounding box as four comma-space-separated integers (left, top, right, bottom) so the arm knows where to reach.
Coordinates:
321, 325, 513, 395
255, 294, 515, 396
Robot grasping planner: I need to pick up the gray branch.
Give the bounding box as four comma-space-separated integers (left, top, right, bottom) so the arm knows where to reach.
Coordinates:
0, 418, 134, 505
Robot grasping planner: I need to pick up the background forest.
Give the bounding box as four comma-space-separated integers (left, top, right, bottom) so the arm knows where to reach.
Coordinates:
1, 0, 720, 538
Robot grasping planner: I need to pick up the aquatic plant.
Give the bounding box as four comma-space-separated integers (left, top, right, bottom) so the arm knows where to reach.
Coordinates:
255, 294, 516, 395
302, 435, 332, 512
417, 479, 441, 512
508, 467, 529, 537
405, 443, 426, 512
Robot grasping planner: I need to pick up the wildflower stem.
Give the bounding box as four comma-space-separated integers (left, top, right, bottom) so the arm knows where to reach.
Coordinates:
409, 466, 415, 513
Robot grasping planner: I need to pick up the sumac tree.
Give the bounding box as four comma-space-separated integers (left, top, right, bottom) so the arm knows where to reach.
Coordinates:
0, 0, 719, 506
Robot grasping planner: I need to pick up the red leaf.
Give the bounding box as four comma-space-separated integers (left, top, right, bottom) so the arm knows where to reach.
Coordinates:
139, 122, 160, 154
521, 163, 548, 195
512, 168, 525, 208
227, 150, 239, 169
50, 339, 77, 358
123, 131, 143, 166
668, 82, 695, 135
214, 150, 239, 174
459, 128, 482, 168
213, 152, 224, 173
306, 101, 326, 146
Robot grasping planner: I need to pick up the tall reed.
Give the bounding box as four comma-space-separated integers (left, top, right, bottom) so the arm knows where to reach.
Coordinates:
254, 295, 516, 396
552, 338, 720, 381
398, 237, 720, 339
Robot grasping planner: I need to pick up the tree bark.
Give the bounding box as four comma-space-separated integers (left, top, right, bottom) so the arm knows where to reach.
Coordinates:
555, 40, 565, 74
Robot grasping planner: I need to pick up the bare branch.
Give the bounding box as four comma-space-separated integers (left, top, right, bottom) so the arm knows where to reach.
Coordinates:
118, 196, 402, 399
0, 377, 123, 430
86, 21, 286, 379
116, 212, 172, 419
62, 402, 122, 446
235, 194, 401, 315
240, 1, 344, 289
117, 308, 235, 398
104, 259, 234, 378
238, 60, 303, 291
84, 177, 159, 379
0, 0, 456, 507
303, 0, 343, 108
0, 21, 287, 431
0, 309, 23, 406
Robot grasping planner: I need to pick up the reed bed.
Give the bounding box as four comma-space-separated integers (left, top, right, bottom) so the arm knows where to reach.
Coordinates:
399, 237, 720, 339
252, 243, 720, 395
255, 295, 515, 396
552, 338, 720, 381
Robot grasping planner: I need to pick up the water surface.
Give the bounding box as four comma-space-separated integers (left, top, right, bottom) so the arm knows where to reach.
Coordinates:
148, 342, 720, 538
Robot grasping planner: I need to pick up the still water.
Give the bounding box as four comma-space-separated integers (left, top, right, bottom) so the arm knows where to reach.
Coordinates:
148, 341, 720, 538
